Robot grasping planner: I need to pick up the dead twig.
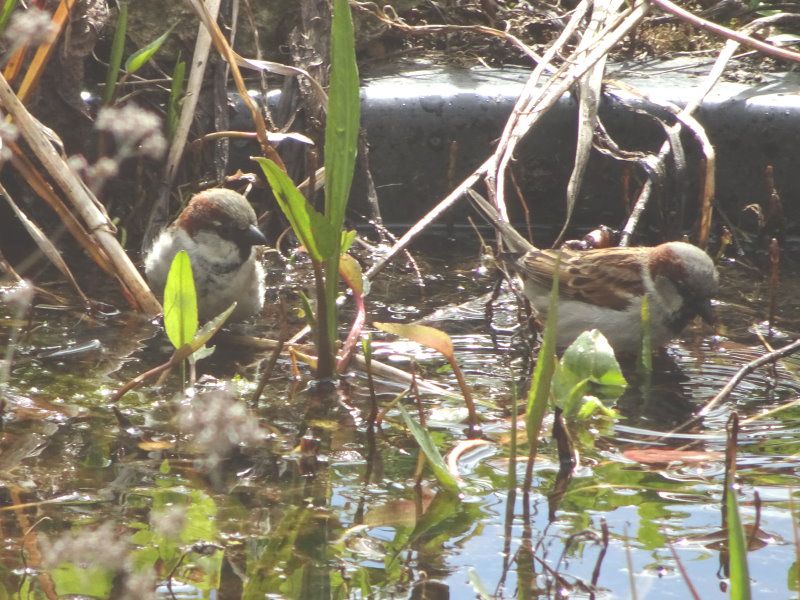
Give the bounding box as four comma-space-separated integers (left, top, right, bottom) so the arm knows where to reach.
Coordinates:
0, 72, 161, 316
702, 338, 800, 417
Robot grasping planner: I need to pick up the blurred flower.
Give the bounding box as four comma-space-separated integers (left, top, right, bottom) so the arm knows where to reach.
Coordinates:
95, 103, 164, 158
4, 8, 55, 47
150, 505, 187, 539
41, 521, 129, 571
176, 387, 265, 468
0, 121, 18, 164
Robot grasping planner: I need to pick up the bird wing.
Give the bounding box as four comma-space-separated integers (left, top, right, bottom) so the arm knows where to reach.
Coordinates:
514, 247, 649, 311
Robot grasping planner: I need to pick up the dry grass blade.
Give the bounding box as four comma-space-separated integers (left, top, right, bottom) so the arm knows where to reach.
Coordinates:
0, 72, 161, 316
183, 0, 285, 169
0, 182, 90, 307
610, 83, 715, 247
556, 0, 625, 246
144, 0, 220, 250
368, 1, 649, 279
15, 0, 75, 102
7, 139, 114, 274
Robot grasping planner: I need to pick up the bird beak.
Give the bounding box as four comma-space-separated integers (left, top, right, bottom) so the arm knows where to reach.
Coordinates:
696, 298, 715, 325
244, 224, 267, 247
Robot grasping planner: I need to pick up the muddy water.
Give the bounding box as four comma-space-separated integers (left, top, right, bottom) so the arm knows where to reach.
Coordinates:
1, 237, 799, 599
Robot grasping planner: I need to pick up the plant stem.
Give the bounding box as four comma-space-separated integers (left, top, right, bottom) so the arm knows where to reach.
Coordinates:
314, 259, 335, 379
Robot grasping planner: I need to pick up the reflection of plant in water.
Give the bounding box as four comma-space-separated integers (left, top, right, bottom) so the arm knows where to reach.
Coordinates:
40, 521, 156, 600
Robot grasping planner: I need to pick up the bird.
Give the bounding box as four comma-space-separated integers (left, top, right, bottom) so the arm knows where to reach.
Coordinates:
468, 190, 719, 353
144, 188, 267, 322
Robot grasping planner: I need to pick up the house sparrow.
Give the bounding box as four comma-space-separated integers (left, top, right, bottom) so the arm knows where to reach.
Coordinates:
144, 188, 267, 322
468, 190, 719, 353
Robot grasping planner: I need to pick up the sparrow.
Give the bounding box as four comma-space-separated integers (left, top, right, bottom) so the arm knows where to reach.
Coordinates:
468, 190, 719, 353
144, 188, 267, 322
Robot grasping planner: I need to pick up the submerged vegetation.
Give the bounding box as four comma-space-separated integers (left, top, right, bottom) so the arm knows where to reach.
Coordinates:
1, 0, 800, 598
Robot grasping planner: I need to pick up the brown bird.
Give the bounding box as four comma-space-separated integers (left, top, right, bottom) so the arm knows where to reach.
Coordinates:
469, 190, 719, 352
144, 189, 267, 321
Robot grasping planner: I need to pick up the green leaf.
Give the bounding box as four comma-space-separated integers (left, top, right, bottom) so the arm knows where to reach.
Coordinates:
103, 2, 128, 105
253, 157, 337, 262
124, 24, 175, 74
297, 291, 316, 329
727, 485, 751, 599
49, 564, 113, 598
339, 253, 364, 296
325, 0, 360, 235
167, 55, 186, 140
0, 0, 19, 36
553, 373, 589, 417
575, 395, 618, 420
341, 229, 357, 253
163, 250, 198, 350
526, 252, 561, 449
398, 405, 460, 495
559, 329, 627, 396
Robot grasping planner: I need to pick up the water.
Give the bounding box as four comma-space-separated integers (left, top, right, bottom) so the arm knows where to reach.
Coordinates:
1, 239, 799, 599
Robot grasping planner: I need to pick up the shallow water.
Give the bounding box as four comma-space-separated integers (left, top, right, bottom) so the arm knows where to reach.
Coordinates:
1, 238, 799, 599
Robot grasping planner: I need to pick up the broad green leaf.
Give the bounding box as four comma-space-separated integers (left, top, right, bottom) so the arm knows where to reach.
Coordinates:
325, 0, 360, 235
124, 24, 175, 74
103, 2, 127, 104
559, 329, 627, 397
727, 485, 751, 599
526, 253, 560, 449
167, 55, 186, 140
49, 564, 113, 598
163, 251, 198, 350
254, 157, 337, 262
553, 373, 588, 417
398, 405, 460, 495
374, 321, 453, 360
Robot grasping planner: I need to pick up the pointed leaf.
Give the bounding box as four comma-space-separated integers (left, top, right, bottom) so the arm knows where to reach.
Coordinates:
124, 24, 175, 74
163, 251, 198, 350
727, 486, 752, 599
339, 254, 364, 295
374, 322, 453, 360
341, 229, 357, 253
325, 0, 360, 234
167, 55, 186, 140
398, 405, 460, 495
254, 157, 337, 261
189, 302, 237, 352
103, 2, 127, 104
526, 253, 560, 448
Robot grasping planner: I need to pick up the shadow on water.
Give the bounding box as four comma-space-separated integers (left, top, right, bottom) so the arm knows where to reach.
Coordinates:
2, 235, 800, 598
